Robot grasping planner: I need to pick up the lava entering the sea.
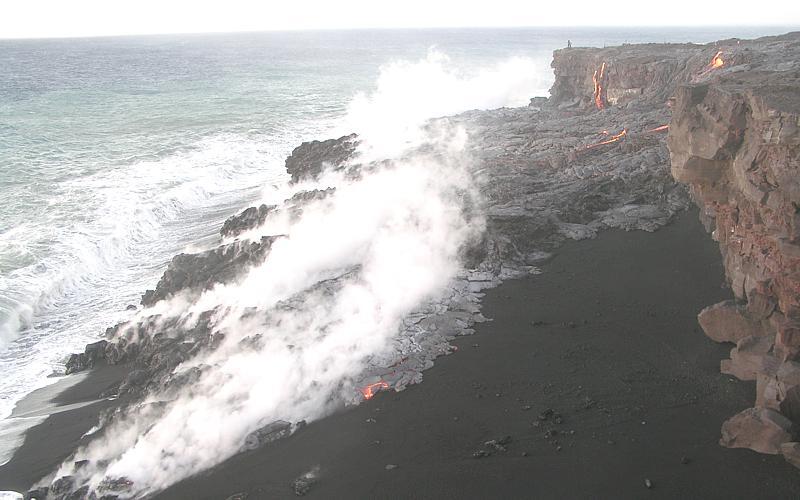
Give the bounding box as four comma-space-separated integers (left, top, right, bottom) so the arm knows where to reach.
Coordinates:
360, 381, 389, 400
592, 62, 607, 110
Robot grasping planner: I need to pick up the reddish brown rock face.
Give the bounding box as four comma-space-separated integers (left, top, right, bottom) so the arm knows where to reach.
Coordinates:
698, 300, 767, 343
544, 33, 800, 466
550, 44, 720, 110
720, 407, 794, 454
669, 81, 800, 358
667, 33, 800, 462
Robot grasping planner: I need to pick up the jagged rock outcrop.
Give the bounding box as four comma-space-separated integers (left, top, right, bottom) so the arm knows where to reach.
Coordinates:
65, 340, 109, 375
284, 134, 358, 183
220, 204, 276, 238
140, 236, 279, 306
668, 32, 800, 464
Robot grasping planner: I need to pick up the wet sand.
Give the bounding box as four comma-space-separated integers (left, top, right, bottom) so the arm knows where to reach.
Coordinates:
0, 364, 127, 492
3, 210, 799, 498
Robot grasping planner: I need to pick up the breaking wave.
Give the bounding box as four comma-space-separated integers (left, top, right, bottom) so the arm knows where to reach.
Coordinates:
0, 132, 300, 420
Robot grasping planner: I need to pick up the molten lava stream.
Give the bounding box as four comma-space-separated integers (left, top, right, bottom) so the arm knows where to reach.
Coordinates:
592, 62, 607, 110
585, 129, 626, 149
360, 381, 389, 400
646, 125, 669, 133
709, 51, 724, 69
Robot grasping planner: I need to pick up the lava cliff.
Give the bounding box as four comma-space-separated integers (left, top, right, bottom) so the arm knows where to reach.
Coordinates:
668, 33, 800, 461
549, 32, 800, 465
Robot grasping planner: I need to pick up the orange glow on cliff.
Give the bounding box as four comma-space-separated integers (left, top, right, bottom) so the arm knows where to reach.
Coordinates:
709, 51, 724, 69
586, 129, 627, 149
592, 62, 607, 110
646, 125, 669, 133
360, 381, 389, 400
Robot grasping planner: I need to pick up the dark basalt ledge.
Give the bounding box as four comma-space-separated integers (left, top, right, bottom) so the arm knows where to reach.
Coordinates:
33, 31, 800, 498
284, 134, 359, 184
140, 235, 279, 307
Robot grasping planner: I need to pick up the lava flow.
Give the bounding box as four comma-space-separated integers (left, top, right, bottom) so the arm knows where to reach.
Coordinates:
709, 51, 724, 69
646, 124, 669, 133
592, 62, 607, 110
360, 381, 389, 400
585, 129, 626, 149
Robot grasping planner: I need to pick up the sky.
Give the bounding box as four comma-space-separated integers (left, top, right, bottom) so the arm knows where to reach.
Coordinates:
2, 0, 799, 39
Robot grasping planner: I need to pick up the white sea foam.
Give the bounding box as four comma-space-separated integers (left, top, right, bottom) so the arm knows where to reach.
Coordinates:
0, 133, 301, 423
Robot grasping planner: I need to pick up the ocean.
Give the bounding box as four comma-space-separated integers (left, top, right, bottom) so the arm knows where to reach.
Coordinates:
0, 25, 794, 459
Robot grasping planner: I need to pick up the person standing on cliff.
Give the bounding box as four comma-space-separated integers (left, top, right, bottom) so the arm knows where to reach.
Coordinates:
567, 40, 572, 48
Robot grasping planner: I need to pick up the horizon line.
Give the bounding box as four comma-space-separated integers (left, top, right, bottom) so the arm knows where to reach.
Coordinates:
2, 24, 798, 42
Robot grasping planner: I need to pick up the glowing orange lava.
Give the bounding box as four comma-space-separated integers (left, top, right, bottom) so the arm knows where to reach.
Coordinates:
585, 129, 627, 149
709, 51, 724, 69
592, 62, 607, 110
646, 125, 669, 133
360, 381, 389, 400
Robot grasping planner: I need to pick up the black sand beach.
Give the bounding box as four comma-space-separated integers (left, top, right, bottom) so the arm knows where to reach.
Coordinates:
154, 211, 799, 499
0, 365, 127, 492
2, 208, 787, 498
4, 211, 799, 498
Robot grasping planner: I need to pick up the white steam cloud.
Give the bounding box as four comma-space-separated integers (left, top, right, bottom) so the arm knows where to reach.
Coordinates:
61, 134, 480, 496
49, 49, 545, 496
342, 48, 550, 159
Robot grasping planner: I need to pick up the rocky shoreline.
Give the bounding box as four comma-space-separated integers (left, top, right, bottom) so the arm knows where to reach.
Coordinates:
3, 31, 800, 498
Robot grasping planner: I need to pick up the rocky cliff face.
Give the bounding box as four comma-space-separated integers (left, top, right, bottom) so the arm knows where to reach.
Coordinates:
549, 32, 800, 464
667, 33, 800, 461
549, 38, 772, 111
550, 42, 711, 110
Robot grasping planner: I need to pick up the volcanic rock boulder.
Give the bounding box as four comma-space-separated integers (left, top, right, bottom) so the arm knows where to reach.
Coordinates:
781, 442, 800, 468
720, 335, 779, 382
220, 204, 276, 238
285, 134, 358, 183
242, 420, 292, 451
698, 300, 767, 343
141, 236, 279, 307
65, 340, 108, 375
720, 407, 794, 454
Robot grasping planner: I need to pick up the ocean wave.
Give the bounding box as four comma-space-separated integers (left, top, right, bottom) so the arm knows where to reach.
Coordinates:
0, 131, 305, 419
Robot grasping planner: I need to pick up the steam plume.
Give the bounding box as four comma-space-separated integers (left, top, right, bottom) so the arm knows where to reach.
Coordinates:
46, 49, 545, 496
